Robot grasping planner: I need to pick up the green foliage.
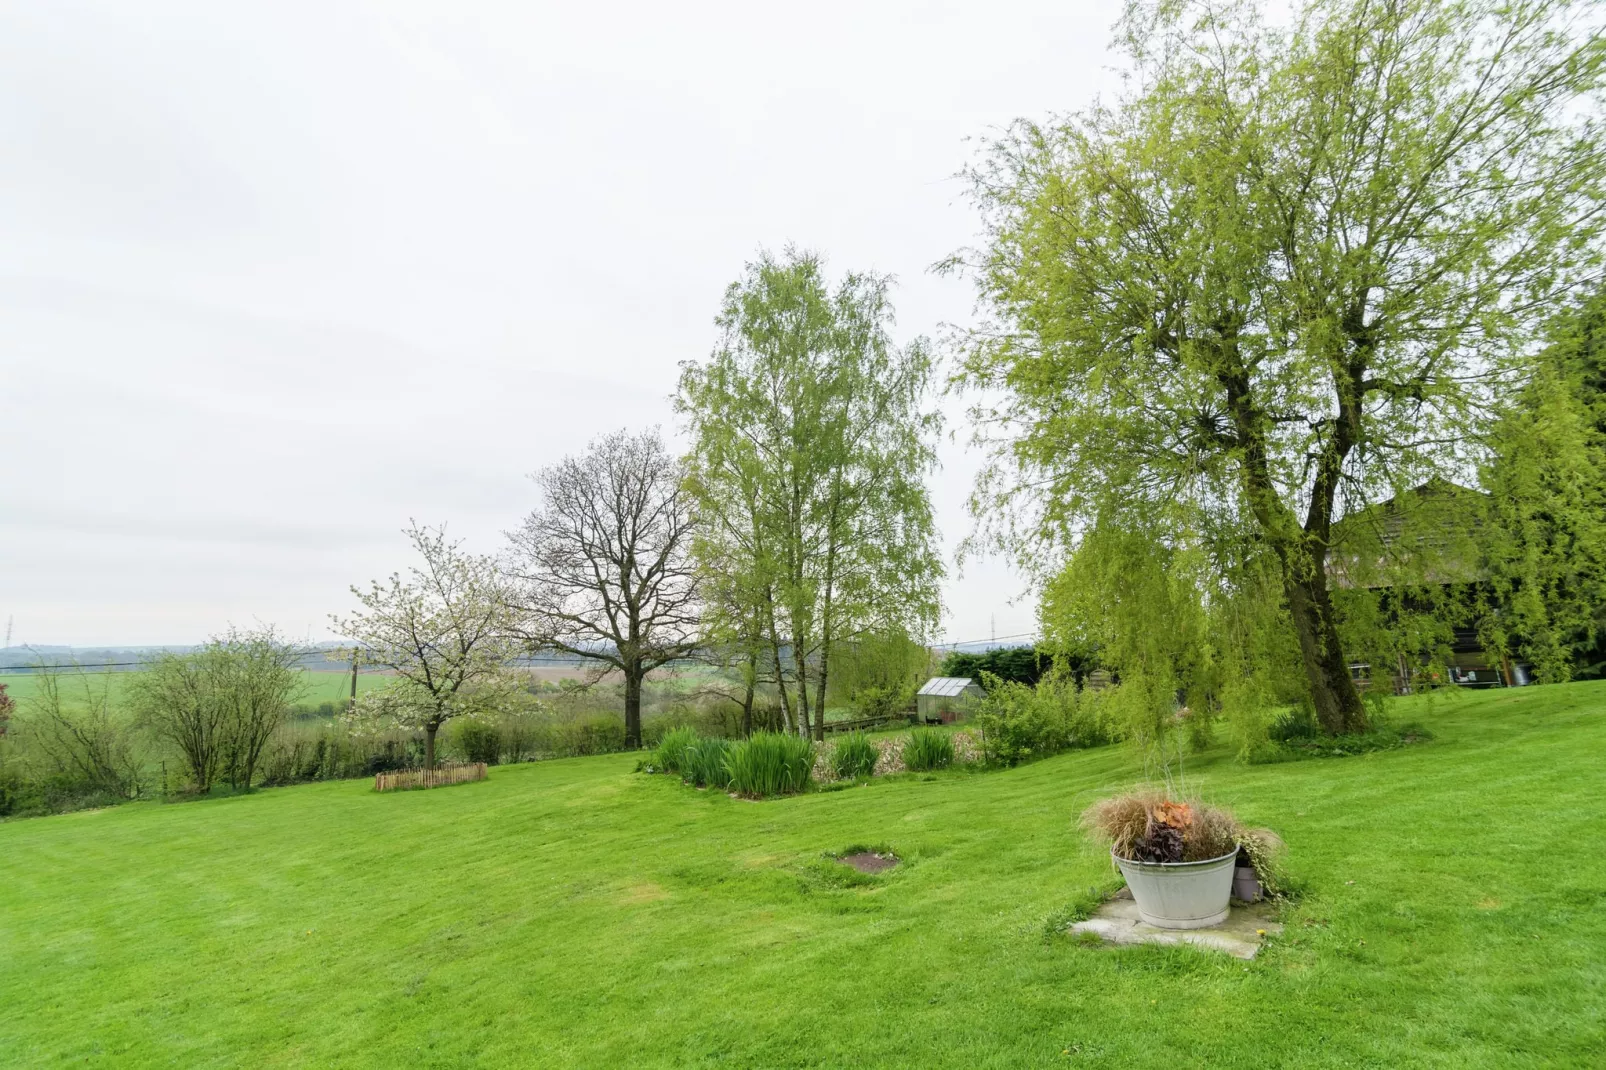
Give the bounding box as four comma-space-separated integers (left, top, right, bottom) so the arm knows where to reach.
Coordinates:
952, 0, 1606, 733
454, 719, 503, 765
1040, 526, 1215, 767
971, 671, 1113, 766
724, 731, 814, 796
130, 629, 304, 792
902, 728, 954, 772
679, 737, 733, 789
1, 664, 144, 815
651, 726, 700, 776
523, 711, 625, 758
1250, 719, 1433, 764
831, 629, 931, 712
258, 722, 420, 785
939, 645, 1053, 686
847, 685, 907, 722
678, 248, 944, 738
1480, 288, 1606, 682
830, 732, 878, 779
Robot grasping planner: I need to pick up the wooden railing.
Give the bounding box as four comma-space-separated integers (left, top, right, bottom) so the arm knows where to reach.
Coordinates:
822, 713, 909, 735
374, 762, 488, 793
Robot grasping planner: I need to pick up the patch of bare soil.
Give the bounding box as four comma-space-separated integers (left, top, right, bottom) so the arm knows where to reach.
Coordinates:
838, 851, 899, 874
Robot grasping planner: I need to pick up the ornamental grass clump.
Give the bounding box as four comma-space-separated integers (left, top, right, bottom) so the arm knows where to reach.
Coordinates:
680, 737, 733, 789
651, 726, 699, 776
724, 732, 814, 797
1081, 792, 1244, 864
904, 728, 955, 772
832, 732, 878, 779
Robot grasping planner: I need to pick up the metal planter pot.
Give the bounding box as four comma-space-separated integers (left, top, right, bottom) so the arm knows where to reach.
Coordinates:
1112, 848, 1238, 929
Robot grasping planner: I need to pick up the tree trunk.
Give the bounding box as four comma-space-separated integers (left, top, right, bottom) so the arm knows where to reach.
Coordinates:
812, 646, 829, 742
1281, 551, 1369, 735
741, 653, 755, 738
763, 588, 795, 734
425, 723, 438, 770
792, 634, 812, 739
624, 669, 644, 749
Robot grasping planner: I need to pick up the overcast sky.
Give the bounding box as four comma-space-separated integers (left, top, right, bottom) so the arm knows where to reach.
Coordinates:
1, 0, 1125, 648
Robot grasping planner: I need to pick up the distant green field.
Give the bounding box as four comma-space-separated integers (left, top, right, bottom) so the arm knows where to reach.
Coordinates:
2, 683, 1603, 1066
0, 669, 390, 708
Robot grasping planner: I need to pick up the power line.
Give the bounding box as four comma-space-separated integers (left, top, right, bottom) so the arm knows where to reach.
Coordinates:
933, 630, 1038, 649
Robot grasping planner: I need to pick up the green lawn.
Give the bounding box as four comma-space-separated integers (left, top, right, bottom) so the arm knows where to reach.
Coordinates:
2, 684, 1602, 1067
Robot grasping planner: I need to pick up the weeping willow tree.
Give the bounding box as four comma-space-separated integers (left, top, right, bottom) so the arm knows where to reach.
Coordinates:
1040, 520, 1309, 760
952, 0, 1606, 735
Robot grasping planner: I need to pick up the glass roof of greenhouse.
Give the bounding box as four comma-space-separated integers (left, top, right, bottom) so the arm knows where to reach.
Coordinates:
917, 677, 976, 697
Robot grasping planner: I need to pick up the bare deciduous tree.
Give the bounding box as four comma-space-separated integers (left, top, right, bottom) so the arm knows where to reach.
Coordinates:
506, 428, 699, 749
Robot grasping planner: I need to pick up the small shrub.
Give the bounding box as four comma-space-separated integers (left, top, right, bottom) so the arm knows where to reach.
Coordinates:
652, 726, 700, 775
725, 732, 814, 796
1269, 702, 1319, 742
680, 737, 733, 789
973, 670, 1114, 766
1238, 827, 1290, 896
455, 719, 503, 765
904, 728, 954, 772
1251, 704, 1431, 763
832, 732, 878, 779
850, 685, 908, 722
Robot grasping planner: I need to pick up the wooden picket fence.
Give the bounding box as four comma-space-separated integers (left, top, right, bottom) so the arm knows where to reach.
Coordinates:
374, 762, 488, 793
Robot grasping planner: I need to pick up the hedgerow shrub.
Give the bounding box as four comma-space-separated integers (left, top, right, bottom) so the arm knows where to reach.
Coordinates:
725, 732, 813, 796
455, 719, 503, 765
849, 685, 908, 722
831, 732, 878, 779
258, 722, 418, 785
529, 712, 627, 757
904, 728, 954, 771
973, 670, 1115, 766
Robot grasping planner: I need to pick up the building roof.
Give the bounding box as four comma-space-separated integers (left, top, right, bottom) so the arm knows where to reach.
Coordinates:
917, 676, 978, 697
1328, 478, 1489, 589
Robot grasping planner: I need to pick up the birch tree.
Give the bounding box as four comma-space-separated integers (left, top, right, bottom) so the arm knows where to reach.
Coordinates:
678, 248, 943, 739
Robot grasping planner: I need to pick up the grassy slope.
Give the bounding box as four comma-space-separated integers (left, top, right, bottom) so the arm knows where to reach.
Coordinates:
1, 685, 1602, 1068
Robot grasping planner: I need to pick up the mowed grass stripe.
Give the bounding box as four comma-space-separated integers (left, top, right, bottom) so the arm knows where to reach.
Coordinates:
2, 684, 1603, 1067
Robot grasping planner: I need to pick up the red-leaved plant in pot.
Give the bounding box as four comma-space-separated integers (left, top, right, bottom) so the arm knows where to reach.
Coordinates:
1082, 792, 1285, 929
